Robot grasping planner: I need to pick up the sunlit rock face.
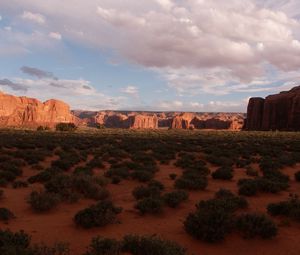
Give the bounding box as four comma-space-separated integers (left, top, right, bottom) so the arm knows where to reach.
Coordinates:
0, 91, 77, 128
245, 86, 300, 131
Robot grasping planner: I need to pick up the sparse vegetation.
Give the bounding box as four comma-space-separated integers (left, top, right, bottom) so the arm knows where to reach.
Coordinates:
74, 200, 122, 228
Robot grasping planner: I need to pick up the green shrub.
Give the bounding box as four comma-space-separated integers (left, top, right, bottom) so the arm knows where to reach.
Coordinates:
246, 166, 258, 177
12, 180, 28, 189
163, 190, 189, 208
184, 189, 247, 243
0, 208, 15, 221
28, 191, 60, 212
135, 197, 164, 215
0, 229, 31, 253
131, 170, 154, 182
122, 235, 186, 255
74, 200, 122, 228
212, 166, 233, 180
184, 207, 232, 242
169, 173, 177, 180
84, 237, 121, 255
31, 242, 70, 255
236, 213, 277, 239
238, 179, 259, 196
175, 170, 208, 190
55, 123, 77, 132
132, 186, 161, 200
148, 180, 165, 191
267, 195, 300, 221
295, 171, 300, 182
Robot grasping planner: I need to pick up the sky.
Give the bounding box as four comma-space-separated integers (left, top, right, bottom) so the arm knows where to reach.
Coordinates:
0, 0, 300, 112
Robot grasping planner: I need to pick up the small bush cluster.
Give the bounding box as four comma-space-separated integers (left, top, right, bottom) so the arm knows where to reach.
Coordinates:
212, 166, 233, 180
0, 208, 15, 222
295, 171, 300, 182
84, 236, 121, 255
163, 190, 189, 208
0, 229, 70, 255
238, 170, 289, 196
74, 200, 122, 228
267, 194, 300, 221
55, 123, 77, 132
28, 191, 60, 212
122, 235, 186, 255
184, 189, 247, 242
84, 235, 186, 255
236, 213, 277, 239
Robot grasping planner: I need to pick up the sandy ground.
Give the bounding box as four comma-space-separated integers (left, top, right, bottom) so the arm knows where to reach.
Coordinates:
1, 158, 300, 255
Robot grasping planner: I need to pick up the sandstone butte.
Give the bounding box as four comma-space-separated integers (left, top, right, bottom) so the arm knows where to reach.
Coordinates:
245, 86, 300, 131
0, 91, 245, 130
0, 91, 77, 128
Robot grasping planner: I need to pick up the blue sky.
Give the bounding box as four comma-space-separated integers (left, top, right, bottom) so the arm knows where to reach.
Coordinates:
0, 0, 300, 112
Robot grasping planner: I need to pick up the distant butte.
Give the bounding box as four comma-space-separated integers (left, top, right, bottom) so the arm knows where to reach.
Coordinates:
245, 86, 300, 131
0, 91, 245, 130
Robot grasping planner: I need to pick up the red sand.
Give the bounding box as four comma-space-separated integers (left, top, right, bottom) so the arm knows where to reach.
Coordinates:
1, 160, 300, 255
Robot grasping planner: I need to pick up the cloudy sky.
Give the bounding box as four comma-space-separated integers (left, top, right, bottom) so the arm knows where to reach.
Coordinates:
0, 0, 300, 112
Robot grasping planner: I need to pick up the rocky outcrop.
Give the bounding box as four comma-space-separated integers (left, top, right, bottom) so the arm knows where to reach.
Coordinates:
171, 113, 195, 129
170, 113, 244, 130
77, 110, 245, 130
0, 91, 77, 128
245, 86, 300, 131
128, 114, 158, 129
245, 98, 265, 130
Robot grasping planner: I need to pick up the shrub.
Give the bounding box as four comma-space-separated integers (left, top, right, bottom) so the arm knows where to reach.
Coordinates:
236, 213, 277, 239
122, 235, 186, 255
55, 123, 77, 132
169, 173, 177, 180
267, 195, 300, 221
74, 200, 122, 228
28, 191, 60, 212
131, 170, 154, 182
184, 189, 247, 243
0, 208, 15, 221
12, 180, 28, 189
148, 180, 165, 191
184, 207, 232, 242
31, 242, 70, 255
175, 170, 208, 190
132, 186, 161, 200
163, 190, 189, 208
84, 237, 121, 255
212, 166, 233, 180
246, 166, 258, 177
0, 229, 31, 253
295, 171, 300, 182
135, 197, 164, 215
238, 179, 259, 196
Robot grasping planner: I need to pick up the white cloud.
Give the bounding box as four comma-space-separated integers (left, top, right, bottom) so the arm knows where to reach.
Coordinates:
48, 32, 62, 40
0, 0, 300, 100
21, 11, 45, 24
120, 85, 139, 97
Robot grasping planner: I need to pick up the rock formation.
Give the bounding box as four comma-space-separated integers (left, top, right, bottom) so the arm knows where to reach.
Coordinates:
128, 114, 158, 129
0, 91, 77, 128
245, 86, 300, 131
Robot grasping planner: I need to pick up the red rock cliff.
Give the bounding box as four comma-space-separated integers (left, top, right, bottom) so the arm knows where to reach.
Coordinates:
0, 91, 76, 127
245, 86, 300, 131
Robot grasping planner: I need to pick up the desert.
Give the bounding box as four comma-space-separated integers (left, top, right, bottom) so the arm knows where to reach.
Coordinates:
1, 0, 300, 254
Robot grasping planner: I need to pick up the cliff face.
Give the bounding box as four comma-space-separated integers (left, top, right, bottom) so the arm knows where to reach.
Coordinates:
245, 86, 300, 131
82, 110, 245, 130
0, 91, 76, 127
128, 114, 158, 129
245, 98, 265, 130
